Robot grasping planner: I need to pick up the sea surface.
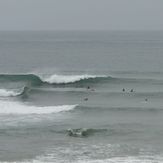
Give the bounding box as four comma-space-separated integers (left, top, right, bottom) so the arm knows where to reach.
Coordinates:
0, 31, 163, 162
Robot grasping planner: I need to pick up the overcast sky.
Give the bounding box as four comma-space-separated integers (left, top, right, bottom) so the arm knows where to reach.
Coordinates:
0, 0, 163, 31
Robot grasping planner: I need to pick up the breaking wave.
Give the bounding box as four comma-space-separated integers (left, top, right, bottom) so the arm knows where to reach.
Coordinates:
0, 86, 30, 97
0, 89, 22, 97
0, 73, 109, 85
41, 74, 107, 84
0, 100, 77, 114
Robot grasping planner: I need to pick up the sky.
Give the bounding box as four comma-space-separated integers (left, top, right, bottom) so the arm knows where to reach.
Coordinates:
0, 0, 163, 31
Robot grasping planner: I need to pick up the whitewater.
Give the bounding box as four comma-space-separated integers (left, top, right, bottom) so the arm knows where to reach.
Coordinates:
0, 100, 76, 114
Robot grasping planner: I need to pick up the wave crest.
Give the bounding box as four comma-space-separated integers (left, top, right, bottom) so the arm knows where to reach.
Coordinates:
0, 73, 108, 85
41, 74, 107, 84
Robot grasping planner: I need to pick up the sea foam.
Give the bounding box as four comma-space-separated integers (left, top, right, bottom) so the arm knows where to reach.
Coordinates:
0, 100, 77, 114
41, 74, 106, 84
0, 89, 22, 97
5, 155, 162, 163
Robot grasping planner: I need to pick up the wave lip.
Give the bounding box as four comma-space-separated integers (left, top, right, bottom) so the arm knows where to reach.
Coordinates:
0, 100, 77, 115
41, 74, 107, 84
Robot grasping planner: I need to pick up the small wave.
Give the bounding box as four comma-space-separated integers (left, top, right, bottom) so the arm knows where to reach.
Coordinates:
67, 128, 107, 137
0, 100, 77, 114
77, 106, 163, 112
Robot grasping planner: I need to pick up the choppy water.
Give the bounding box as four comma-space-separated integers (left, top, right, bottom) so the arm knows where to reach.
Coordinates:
0, 31, 163, 163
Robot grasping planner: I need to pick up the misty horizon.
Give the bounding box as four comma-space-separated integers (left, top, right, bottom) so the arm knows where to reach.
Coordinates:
0, 0, 163, 31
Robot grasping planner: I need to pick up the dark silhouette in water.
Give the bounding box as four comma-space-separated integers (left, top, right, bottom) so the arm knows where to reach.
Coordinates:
130, 89, 134, 92
87, 86, 90, 89
122, 88, 125, 92
84, 98, 88, 101
145, 98, 148, 102
87, 86, 95, 91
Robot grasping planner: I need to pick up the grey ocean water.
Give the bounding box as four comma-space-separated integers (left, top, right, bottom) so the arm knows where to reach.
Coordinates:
0, 31, 163, 162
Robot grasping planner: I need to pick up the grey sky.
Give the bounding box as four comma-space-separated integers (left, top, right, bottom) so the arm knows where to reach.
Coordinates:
0, 0, 163, 30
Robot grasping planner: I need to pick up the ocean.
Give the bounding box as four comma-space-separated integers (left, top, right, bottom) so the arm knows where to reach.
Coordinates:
0, 31, 163, 163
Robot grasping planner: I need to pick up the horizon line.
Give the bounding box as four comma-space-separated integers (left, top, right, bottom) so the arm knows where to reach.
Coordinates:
0, 29, 163, 32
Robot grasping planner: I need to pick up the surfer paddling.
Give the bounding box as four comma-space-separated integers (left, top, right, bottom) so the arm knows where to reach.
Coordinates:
130, 89, 134, 92
84, 98, 88, 101
87, 86, 95, 92
87, 86, 90, 89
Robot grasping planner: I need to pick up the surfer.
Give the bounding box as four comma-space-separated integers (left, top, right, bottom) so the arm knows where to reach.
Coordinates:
84, 98, 88, 101
130, 89, 134, 92
122, 88, 125, 92
87, 86, 95, 91
67, 128, 88, 137
145, 98, 148, 102
87, 86, 90, 89
67, 128, 74, 136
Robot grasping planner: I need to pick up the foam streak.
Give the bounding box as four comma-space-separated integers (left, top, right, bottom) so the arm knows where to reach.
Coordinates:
0, 100, 77, 114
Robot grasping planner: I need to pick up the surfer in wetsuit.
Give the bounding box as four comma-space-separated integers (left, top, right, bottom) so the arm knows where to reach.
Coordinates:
122, 88, 125, 92
87, 86, 90, 89
87, 86, 95, 91
84, 98, 88, 101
